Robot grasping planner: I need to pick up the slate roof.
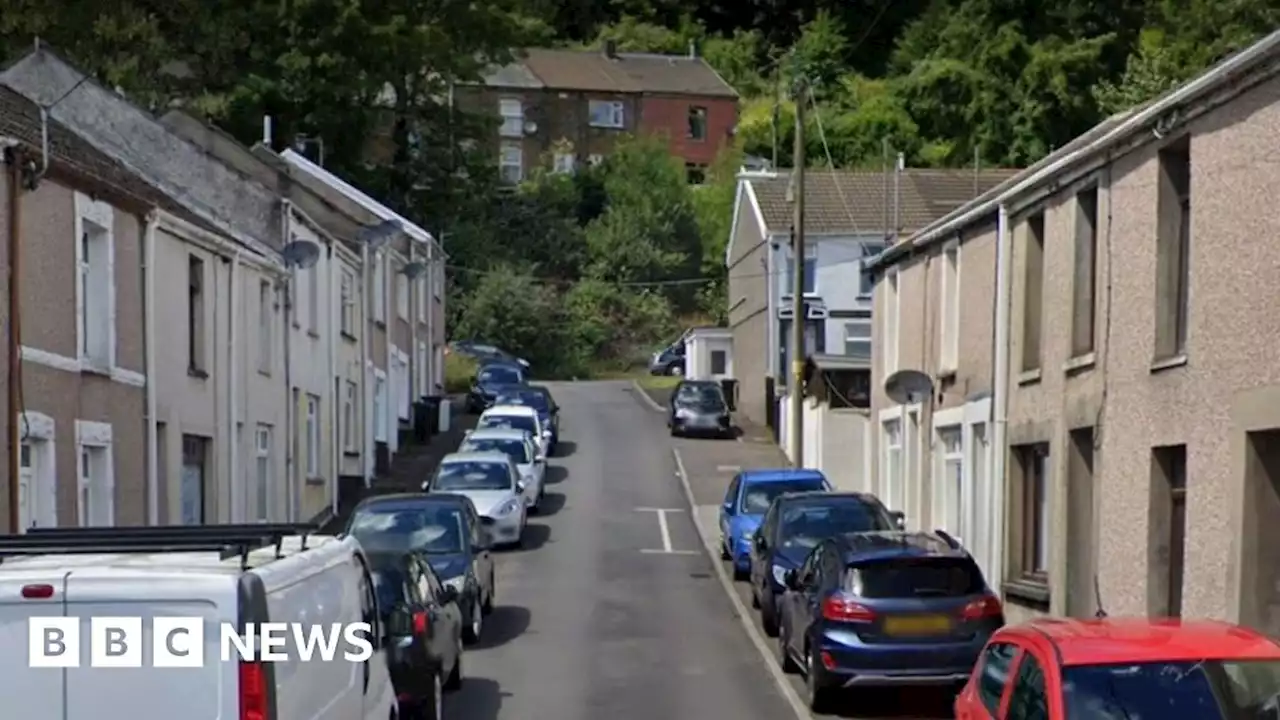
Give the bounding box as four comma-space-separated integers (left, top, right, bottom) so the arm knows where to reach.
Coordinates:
747, 168, 1021, 236
486, 48, 737, 98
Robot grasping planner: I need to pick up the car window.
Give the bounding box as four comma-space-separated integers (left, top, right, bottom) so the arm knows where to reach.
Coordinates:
349, 504, 468, 554
477, 365, 521, 384
778, 500, 895, 550
724, 475, 741, 507
844, 557, 986, 599
1062, 659, 1280, 719
355, 554, 382, 649
760, 504, 778, 543
803, 546, 824, 587
741, 478, 827, 514
977, 642, 1019, 714
432, 460, 514, 491
1006, 652, 1049, 720
461, 437, 530, 463
479, 413, 537, 436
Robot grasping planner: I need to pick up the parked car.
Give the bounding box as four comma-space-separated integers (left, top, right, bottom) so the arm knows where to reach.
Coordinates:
648, 340, 686, 376
955, 617, 1280, 719
451, 340, 530, 369
668, 380, 733, 438
466, 363, 527, 413
777, 530, 1004, 712
424, 452, 528, 548
368, 550, 464, 719
459, 427, 546, 512
473, 404, 549, 458
492, 384, 560, 453
719, 468, 830, 579
749, 492, 902, 636
346, 493, 496, 644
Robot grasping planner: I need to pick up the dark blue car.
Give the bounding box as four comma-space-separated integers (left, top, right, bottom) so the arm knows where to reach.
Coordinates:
776, 531, 1004, 712
719, 468, 829, 579
466, 362, 526, 413
748, 492, 903, 637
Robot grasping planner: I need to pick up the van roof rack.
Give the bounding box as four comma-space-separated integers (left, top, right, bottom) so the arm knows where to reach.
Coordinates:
0, 524, 320, 570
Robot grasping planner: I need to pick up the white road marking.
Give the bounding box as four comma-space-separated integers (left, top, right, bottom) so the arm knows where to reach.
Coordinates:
671, 448, 810, 720
635, 507, 689, 554
716, 464, 741, 472
630, 380, 665, 411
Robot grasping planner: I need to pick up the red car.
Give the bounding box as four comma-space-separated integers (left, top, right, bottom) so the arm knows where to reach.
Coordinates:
954, 617, 1280, 719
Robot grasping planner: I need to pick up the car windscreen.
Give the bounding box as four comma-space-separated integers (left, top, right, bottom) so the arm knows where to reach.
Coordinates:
844, 556, 985, 598
1063, 659, 1280, 719
740, 479, 826, 513
477, 365, 522, 384
432, 460, 513, 491
779, 501, 894, 550
675, 385, 725, 410
349, 504, 467, 554
479, 414, 537, 436
461, 437, 530, 464
494, 391, 549, 412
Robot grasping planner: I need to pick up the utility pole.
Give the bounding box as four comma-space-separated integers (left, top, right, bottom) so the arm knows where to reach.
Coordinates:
788, 76, 807, 469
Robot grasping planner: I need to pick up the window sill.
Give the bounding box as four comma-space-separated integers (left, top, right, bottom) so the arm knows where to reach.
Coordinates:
374, 320, 386, 329
1016, 368, 1042, 386
304, 476, 326, 486
80, 361, 112, 378
1002, 578, 1050, 610
341, 331, 358, 343
343, 450, 360, 458
188, 367, 209, 380
1150, 354, 1187, 374
257, 368, 271, 378
937, 367, 957, 381
1064, 352, 1096, 375
308, 329, 320, 339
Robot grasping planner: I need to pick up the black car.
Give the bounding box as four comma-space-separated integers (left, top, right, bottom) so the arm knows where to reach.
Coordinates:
369, 551, 464, 719
492, 383, 560, 452
452, 341, 530, 368
748, 491, 900, 636
466, 362, 527, 413
648, 340, 686, 376
348, 493, 496, 644
667, 380, 732, 438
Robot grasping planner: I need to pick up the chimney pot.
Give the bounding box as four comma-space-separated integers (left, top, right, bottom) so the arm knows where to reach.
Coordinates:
603, 40, 617, 59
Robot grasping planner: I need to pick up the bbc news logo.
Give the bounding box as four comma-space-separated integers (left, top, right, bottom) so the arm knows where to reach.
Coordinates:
28, 617, 374, 668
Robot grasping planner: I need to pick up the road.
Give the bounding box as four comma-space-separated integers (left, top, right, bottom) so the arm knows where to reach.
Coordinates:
443, 380, 799, 720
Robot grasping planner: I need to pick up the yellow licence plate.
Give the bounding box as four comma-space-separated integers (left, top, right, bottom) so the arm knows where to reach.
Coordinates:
883, 615, 952, 636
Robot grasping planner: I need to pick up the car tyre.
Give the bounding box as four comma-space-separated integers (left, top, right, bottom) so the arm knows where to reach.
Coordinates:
760, 590, 780, 637
778, 629, 799, 674
483, 571, 495, 614
443, 652, 463, 691
667, 364, 683, 377
463, 595, 483, 644
805, 645, 835, 713
719, 537, 730, 561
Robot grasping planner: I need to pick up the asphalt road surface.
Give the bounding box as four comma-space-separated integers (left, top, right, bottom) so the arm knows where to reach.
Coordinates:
443, 380, 800, 720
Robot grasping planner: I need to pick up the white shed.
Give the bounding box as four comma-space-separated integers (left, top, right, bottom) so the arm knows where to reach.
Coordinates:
685, 327, 733, 380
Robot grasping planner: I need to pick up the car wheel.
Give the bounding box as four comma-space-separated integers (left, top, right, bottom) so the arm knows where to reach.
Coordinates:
443, 651, 463, 691
760, 591, 780, 637
668, 364, 683, 377
463, 595, 483, 644
805, 645, 835, 712
719, 537, 730, 560
778, 628, 798, 674
483, 576, 495, 613
732, 562, 748, 582
750, 582, 761, 609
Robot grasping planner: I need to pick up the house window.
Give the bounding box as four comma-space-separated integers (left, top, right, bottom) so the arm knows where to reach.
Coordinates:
499, 141, 523, 183
587, 154, 604, 167
372, 254, 386, 323
373, 373, 387, 442
882, 270, 900, 375
343, 380, 358, 452
305, 394, 320, 478
340, 269, 356, 335
553, 152, 576, 174
1072, 185, 1098, 357
785, 244, 817, 295
882, 419, 903, 513
180, 435, 209, 525
1149, 444, 1187, 617
686, 163, 706, 185
1020, 212, 1045, 373
1013, 443, 1050, 584
843, 320, 871, 359
258, 280, 273, 374
396, 271, 409, 320
76, 422, 113, 527
935, 427, 963, 537
859, 242, 884, 296
710, 349, 727, 375
255, 425, 271, 521
588, 100, 625, 129
1155, 136, 1191, 361
188, 255, 206, 374
687, 106, 707, 140
498, 98, 524, 138
939, 242, 960, 371
78, 217, 113, 369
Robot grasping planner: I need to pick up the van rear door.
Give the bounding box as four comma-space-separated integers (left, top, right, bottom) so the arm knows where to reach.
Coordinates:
63, 569, 238, 719
0, 571, 69, 719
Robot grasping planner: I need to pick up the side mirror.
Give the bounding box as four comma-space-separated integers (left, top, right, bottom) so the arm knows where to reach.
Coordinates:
890, 511, 906, 530
721, 501, 734, 515
516, 480, 527, 492
783, 569, 799, 591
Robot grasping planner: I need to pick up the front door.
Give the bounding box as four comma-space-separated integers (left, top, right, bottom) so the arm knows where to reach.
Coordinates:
180, 435, 207, 525
18, 442, 34, 531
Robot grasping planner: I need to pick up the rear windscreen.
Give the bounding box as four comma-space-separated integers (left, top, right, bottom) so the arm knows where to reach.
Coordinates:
845, 557, 985, 598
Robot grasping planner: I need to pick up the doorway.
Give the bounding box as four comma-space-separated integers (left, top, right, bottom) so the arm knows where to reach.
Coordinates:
180, 434, 209, 525
1242, 430, 1280, 635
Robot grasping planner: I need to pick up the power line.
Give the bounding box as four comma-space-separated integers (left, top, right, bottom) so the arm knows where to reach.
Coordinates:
806, 81, 860, 234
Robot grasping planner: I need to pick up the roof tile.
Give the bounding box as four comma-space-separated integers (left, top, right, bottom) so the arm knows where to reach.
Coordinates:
492, 48, 737, 98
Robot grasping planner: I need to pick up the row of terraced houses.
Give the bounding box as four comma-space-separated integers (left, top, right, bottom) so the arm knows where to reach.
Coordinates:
862, 29, 1280, 637
0, 46, 449, 532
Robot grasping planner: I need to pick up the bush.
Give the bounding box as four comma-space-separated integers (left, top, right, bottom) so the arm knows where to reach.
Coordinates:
443, 352, 477, 394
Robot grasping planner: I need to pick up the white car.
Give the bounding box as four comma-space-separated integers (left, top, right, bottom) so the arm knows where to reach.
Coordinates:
458, 427, 546, 511
424, 451, 528, 547
475, 404, 549, 457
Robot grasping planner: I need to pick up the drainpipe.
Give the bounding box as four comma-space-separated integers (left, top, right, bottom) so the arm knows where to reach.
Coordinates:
6, 148, 22, 532
326, 241, 338, 518
281, 206, 295, 520
359, 244, 371, 486
990, 203, 1013, 587
384, 251, 393, 455
228, 250, 241, 522
409, 244, 419, 408
143, 209, 159, 525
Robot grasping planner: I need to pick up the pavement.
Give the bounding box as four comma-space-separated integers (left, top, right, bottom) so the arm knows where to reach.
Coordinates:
444, 380, 956, 720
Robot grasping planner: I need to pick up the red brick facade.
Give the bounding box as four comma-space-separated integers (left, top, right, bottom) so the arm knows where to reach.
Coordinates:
638, 94, 738, 167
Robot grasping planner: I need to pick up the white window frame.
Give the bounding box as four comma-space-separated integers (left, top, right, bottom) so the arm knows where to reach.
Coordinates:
258, 280, 273, 374
255, 424, 272, 521
963, 398, 995, 581
396, 270, 409, 320
499, 142, 523, 183
74, 192, 115, 371
552, 152, 575, 174
343, 380, 358, 452
372, 253, 386, 323
939, 240, 961, 372
17, 411, 57, 531
588, 100, 625, 129
784, 243, 818, 296
931, 406, 966, 542
305, 394, 321, 478
882, 268, 900, 376
340, 268, 356, 335
373, 370, 388, 442
843, 320, 871, 358
498, 98, 524, 138
74, 420, 114, 527
879, 411, 903, 516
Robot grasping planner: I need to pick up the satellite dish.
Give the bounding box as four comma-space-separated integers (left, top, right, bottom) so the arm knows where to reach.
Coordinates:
884, 369, 934, 405
359, 219, 402, 250
401, 261, 427, 279
523, 120, 538, 135
281, 239, 321, 269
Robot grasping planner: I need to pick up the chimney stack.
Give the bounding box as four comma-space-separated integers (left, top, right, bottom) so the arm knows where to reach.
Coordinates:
603, 39, 617, 59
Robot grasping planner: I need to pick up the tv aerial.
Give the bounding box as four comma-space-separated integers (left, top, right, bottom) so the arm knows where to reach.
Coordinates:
883, 369, 934, 405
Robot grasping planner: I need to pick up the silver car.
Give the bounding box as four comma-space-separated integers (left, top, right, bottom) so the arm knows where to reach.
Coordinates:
458, 427, 546, 511
424, 451, 528, 547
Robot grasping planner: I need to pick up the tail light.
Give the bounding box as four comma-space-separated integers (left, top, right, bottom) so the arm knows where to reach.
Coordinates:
822, 593, 875, 622
21, 584, 54, 599
961, 594, 1003, 620
412, 610, 428, 635
239, 661, 267, 720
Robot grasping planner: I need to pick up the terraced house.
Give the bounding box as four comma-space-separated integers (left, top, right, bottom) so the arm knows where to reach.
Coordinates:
865, 28, 1280, 636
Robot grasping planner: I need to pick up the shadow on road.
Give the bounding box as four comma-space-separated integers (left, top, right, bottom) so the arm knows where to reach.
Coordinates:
507, 522, 552, 551
533, 491, 566, 516
820, 687, 957, 719
444, 676, 508, 720
553, 440, 577, 458
474, 605, 531, 650
544, 465, 568, 485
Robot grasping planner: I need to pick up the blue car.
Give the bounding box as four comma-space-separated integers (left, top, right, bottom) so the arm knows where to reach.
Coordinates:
748, 492, 903, 637
718, 468, 829, 579
776, 530, 1004, 712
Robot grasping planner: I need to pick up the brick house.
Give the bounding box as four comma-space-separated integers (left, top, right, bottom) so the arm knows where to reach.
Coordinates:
461, 43, 738, 182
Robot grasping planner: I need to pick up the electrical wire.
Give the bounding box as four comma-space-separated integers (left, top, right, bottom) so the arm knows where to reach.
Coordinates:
806, 81, 860, 234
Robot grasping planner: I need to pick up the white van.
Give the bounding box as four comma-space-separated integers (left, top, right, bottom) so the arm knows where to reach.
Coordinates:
0, 524, 398, 720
